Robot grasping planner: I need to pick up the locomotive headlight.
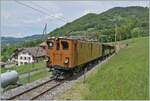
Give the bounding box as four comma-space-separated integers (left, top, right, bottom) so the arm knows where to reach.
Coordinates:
64, 58, 69, 64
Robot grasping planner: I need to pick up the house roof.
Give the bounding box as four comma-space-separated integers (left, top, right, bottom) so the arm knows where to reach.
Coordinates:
10, 47, 46, 58
39, 42, 47, 46
10, 48, 24, 58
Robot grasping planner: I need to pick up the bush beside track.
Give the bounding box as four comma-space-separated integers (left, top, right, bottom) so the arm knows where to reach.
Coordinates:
57, 37, 149, 100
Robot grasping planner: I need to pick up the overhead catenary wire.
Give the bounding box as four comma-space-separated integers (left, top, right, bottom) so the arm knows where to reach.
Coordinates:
14, 0, 76, 37
14, 0, 67, 22
35, 24, 47, 58
30, 1, 68, 22
14, 0, 66, 35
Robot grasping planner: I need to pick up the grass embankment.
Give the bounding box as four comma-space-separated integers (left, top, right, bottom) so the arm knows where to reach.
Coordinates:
20, 70, 50, 84
58, 37, 149, 100
1, 61, 45, 74
1, 61, 51, 84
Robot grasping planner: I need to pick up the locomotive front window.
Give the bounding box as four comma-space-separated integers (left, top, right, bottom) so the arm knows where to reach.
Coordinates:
48, 41, 54, 49
61, 41, 69, 50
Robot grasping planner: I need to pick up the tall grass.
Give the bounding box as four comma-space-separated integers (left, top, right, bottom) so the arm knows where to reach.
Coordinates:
1, 61, 46, 74
85, 37, 149, 99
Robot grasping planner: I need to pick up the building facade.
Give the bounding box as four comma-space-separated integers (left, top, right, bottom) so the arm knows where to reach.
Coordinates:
17, 52, 34, 66
9, 47, 46, 66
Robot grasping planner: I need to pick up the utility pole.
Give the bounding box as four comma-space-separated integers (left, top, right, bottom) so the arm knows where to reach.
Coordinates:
115, 22, 118, 54
114, 15, 123, 53
115, 23, 117, 45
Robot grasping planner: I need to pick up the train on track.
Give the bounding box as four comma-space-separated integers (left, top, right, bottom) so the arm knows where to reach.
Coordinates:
46, 36, 115, 79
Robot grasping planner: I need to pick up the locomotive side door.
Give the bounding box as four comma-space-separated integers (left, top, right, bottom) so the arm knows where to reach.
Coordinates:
73, 40, 78, 66
53, 39, 62, 66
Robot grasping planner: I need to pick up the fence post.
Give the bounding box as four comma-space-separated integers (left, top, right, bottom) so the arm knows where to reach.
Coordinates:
28, 71, 30, 83
83, 68, 87, 83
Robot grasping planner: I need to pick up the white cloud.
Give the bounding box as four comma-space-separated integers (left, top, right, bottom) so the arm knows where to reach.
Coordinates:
13, 33, 24, 38
4, 13, 11, 19
1, 12, 12, 20
21, 12, 64, 25
2, 32, 26, 38
22, 20, 35, 24
82, 9, 98, 16
44, 12, 64, 20
53, 13, 63, 18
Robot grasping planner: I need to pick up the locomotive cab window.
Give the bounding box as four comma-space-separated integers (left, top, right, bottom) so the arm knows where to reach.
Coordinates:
61, 41, 69, 50
48, 41, 54, 49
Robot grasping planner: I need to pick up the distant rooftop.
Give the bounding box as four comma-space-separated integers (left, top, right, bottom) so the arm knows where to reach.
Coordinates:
10, 47, 46, 58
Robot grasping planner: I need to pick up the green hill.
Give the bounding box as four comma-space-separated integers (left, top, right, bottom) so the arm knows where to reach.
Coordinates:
50, 6, 149, 42
1, 34, 48, 45
57, 37, 149, 100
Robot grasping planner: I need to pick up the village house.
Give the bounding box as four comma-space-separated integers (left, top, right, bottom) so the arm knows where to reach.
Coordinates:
9, 47, 47, 66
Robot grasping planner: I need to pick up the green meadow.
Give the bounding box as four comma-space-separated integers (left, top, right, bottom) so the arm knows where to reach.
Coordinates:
1, 61, 45, 74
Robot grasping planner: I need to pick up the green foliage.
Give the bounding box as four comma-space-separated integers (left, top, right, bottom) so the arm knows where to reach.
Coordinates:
131, 27, 143, 37
1, 61, 45, 74
49, 6, 149, 43
1, 45, 17, 62
20, 70, 50, 84
20, 39, 43, 47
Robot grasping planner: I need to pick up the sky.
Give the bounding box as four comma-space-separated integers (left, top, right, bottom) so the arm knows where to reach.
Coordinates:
1, 0, 149, 38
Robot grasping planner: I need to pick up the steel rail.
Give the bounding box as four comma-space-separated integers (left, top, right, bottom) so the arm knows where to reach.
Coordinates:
31, 81, 64, 100
7, 79, 54, 100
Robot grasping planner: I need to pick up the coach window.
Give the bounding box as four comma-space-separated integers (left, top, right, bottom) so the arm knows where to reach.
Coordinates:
61, 41, 69, 50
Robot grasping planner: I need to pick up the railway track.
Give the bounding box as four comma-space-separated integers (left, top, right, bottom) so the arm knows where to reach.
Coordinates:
2, 52, 115, 100
6, 79, 64, 100
35, 53, 115, 100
